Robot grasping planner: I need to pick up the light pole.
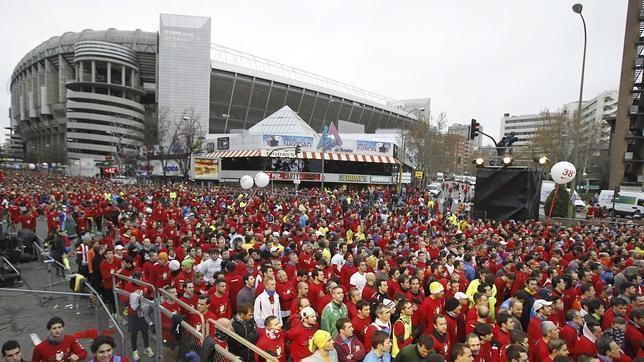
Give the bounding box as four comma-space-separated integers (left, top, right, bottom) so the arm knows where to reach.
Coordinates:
320, 99, 340, 191
397, 108, 425, 197
570, 3, 587, 217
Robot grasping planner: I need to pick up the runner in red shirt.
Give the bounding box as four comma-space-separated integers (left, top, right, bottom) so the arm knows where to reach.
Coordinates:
208, 279, 231, 319
31, 317, 88, 362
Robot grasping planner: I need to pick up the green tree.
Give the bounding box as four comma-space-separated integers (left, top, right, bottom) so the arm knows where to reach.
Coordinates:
544, 186, 571, 218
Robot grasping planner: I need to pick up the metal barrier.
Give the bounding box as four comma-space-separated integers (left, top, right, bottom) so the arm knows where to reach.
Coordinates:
212, 319, 279, 362
157, 287, 206, 361
112, 273, 163, 361
0, 287, 126, 359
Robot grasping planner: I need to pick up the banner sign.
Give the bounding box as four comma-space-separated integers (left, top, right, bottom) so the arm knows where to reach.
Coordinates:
103, 167, 118, 175
339, 174, 369, 183
356, 140, 392, 154
263, 135, 313, 148
193, 158, 220, 180
261, 149, 299, 158
267, 171, 320, 181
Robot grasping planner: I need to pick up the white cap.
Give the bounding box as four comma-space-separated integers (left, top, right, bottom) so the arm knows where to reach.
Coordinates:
300, 306, 317, 318
169, 260, 181, 271
270, 246, 279, 253
454, 292, 469, 300
272, 232, 280, 237
114, 245, 124, 251
533, 299, 553, 311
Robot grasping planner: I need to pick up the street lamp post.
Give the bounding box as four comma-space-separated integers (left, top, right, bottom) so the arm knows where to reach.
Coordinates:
570, 3, 587, 217
397, 108, 425, 198
320, 99, 340, 191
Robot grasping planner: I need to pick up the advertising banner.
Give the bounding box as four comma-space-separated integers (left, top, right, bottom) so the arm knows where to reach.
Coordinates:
193, 158, 220, 180
267, 171, 321, 181
262, 135, 314, 148
356, 140, 392, 154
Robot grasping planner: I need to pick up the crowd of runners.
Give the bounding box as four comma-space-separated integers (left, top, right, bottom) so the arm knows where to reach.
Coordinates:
0, 170, 642, 362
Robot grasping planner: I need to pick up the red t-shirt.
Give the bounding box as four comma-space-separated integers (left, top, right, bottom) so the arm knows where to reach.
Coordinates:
31, 335, 88, 362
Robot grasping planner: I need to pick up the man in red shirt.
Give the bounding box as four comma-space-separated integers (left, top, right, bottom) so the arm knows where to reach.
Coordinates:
421, 282, 445, 334
151, 252, 172, 289
99, 248, 122, 311
351, 301, 372, 345
573, 321, 602, 359
625, 308, 643, 358
160, 285, 181, 355
275, 269, 296, 323
285, 306, 319, 361
31, 317, 88, 362
188, 295, 217, 336
209, 279, 231, 319
561, 309, 582, 353
532, 321, 560, 361
431, 314, 451, 360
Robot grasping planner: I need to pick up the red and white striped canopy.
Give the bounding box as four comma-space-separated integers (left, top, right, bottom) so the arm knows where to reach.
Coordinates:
199, 149, 398, 164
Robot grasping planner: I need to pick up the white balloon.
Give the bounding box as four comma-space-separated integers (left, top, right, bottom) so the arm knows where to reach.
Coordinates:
28, 163, 36, 170
550, 161, 576, 184
254, 172, 270, 188
240, 175, 254, 190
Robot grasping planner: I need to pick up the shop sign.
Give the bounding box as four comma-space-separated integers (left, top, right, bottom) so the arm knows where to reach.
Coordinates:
262, 135, 313, 148
370, 175, 392, 183
268, 171, 320, 181
356, 140, 392, 154
339, 174, 369, 182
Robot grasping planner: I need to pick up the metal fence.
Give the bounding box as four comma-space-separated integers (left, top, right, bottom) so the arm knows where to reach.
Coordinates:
212, 319, 278, 362
0, 287, 125, 359
112, 273, 163, 361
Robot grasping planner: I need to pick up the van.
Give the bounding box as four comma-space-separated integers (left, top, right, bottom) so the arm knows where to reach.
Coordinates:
427, 182, 442, 197
597, 189, 643, 218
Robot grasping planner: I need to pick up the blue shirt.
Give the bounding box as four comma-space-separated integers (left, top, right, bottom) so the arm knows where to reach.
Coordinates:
363, 350, 392, 362
464, 262, 476, 282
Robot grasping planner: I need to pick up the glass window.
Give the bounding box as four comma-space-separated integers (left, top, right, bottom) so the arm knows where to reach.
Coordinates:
82, 61, 92, 82
111, 65, 122, 85
125, 68, 132, 88
95, 62, 107, 83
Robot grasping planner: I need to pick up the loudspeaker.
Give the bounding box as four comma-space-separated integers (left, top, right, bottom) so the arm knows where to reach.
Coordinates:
472, 168, 542, 221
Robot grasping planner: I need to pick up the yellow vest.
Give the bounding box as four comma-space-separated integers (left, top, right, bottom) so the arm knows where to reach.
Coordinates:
391, 317, 412, 357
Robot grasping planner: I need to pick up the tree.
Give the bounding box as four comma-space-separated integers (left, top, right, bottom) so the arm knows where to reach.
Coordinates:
529, 110, 573, 171
407, 112, 458, 179
170, 109, 205, 179
142, 105, 171, 178
544, 186, 571, 218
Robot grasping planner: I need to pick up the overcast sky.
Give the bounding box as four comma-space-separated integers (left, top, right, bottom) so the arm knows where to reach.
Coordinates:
1, 0, 627, 145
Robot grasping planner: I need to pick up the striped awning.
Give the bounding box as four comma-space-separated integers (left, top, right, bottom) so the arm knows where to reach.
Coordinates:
200, 149, 262, 158
198, 149, 398, 164
300, 151, 398, 164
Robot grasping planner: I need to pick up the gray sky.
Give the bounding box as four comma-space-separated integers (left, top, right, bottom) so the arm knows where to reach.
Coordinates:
1, 0, 627, 145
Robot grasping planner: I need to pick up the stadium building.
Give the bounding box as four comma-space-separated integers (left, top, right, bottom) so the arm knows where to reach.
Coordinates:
9, 14, 429, 184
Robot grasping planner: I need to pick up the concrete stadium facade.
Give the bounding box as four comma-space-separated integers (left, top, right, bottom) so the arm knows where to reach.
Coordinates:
9, 15, 428, 165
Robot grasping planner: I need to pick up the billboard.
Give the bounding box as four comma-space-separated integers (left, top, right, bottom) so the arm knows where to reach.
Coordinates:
356, 140, 392, 154
192, 157, 220, 180
262, 135, 313, 148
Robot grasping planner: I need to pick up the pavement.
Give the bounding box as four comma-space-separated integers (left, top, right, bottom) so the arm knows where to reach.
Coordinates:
0, 217, 100, 358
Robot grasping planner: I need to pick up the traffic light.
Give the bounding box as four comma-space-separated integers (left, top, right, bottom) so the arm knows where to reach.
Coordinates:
469, 119, 480, 140
294, 145, 301, 155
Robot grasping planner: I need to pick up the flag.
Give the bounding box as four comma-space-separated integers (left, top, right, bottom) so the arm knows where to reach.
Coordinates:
328, 122, 342, 147
317, 122, 342, 150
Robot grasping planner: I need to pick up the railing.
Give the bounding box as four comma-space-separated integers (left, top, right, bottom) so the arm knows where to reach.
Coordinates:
112, 273, 163, 361
212, 319, 279, 362
0, 287, 126, 358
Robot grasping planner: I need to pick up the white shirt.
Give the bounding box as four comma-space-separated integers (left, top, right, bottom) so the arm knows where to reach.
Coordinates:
197, 257, 222, 283
349, 271, 367, 291
254, 291, 281, 328
331, 253, 345, 273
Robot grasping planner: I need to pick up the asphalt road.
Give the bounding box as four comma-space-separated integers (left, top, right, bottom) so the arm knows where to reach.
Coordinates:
0, 217, 100, 359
